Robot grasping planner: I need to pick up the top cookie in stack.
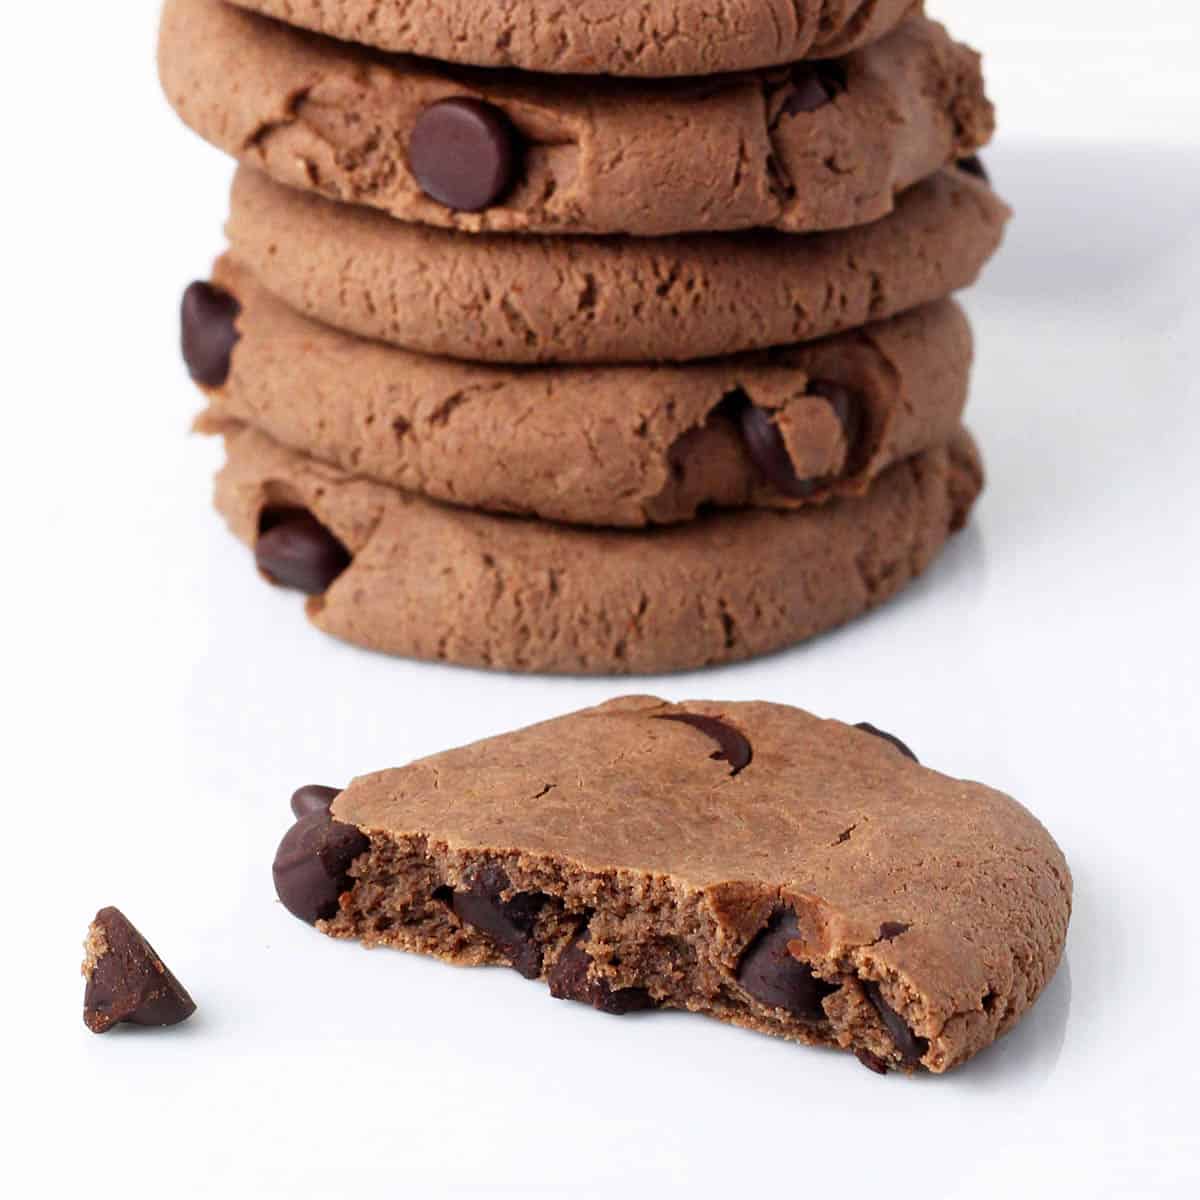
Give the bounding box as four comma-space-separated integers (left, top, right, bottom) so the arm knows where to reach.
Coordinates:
220, 0, 929, 77
160, 0, 1008, 675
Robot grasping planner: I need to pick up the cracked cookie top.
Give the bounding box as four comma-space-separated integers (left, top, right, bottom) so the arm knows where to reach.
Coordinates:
226, 0, 925, 79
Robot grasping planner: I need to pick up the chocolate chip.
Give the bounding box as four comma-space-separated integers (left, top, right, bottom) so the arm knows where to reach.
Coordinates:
409, 98, 522, 212
657, 713, 752, 775
877, 921, 910, 941
548, 931, 655, 1015
855, 1048, 890, 1075
273, 812, 369, 925
290, 785, 342, 819
862, 979, 929, 1066
739, 403, 817, 498
957, 155, 990, 184
82, 908, 197, 1034
854, 722, 918, 763
813, 381, 864, 456
450, 865, 545, 979
737, 381, 862, 498
780, 63, 845, 116
181, 281, 240, 387
256, 509, 351, 595
737, 909, 837, 1022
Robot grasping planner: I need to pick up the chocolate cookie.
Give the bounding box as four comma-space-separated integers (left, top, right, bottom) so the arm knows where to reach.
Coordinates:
211, 424, 982, 673
195, 259, 973, 527
226, 166, 1009, 365
159, 0, 993, 237
227, 0, 922, 78
277, 696, 1071, 1073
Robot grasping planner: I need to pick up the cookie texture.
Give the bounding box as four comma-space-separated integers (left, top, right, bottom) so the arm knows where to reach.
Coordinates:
304, 697, 1071, 1073
159, 0, 993, 237
198, 258, 973, 527
227, 0, 923, 78
227, 165, 1009, 364
212, 424, 983, 673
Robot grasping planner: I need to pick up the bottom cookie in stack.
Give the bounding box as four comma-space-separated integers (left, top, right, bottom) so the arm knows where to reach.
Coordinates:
211, 423, 982, 674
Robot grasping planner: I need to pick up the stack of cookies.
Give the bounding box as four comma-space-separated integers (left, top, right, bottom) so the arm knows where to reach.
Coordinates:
160, 0, 1009, 674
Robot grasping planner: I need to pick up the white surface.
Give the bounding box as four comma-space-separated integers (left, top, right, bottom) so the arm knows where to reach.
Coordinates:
932, 0, 1200, 145
5, 3, 1199, 1196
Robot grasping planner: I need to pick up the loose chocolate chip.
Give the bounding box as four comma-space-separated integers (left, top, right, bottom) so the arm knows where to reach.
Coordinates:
82, 907, 197, 1034
181, 281, 241, 387
548, 931, 655, 1016
255, 509, 351, 595
855, 1048, 890, 1075
862, 979, 929, 1067
854, 722, 918, 763
409, 97, 522, 212
273, 812, 369, 925
290, 785, 342, 819
737, 909, 837, 1022
738, 381, 862, 498
877, 921, 911, 941
780, 63, 845, 117
657, 713, 752, 775
451, 865, 545, 980
957, 155, 990, 184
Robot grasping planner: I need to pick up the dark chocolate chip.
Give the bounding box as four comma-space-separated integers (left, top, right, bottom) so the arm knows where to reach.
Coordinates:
862, 979, 929, 1067
877, 921, 911, 941
812, 381, 864, 460
736, 909, 837, 1022
255, 509, 351, 595
855, 1048, 890, 1075
657, 713, 752, 775
739, 403, 818, 498
737, 381, 862, 498
548, 931, 655, 1015
82, 907, 197, 1034
290, 785, 342, 819
181, 281, 241, 387
957, 155, 990, 184
854, 722, 918, 763
409, 97, 522, 212
780, 63, 845, 117
451, 865, 545, 980
273, 812, 369, 925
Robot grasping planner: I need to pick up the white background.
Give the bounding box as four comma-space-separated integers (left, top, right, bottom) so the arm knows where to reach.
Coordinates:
5, 2, 1198, 1195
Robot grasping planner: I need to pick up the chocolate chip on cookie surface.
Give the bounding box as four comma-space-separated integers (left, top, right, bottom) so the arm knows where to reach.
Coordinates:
407, 98, 523, 212
255, 509, 351, 595
181, 281, 239, 387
